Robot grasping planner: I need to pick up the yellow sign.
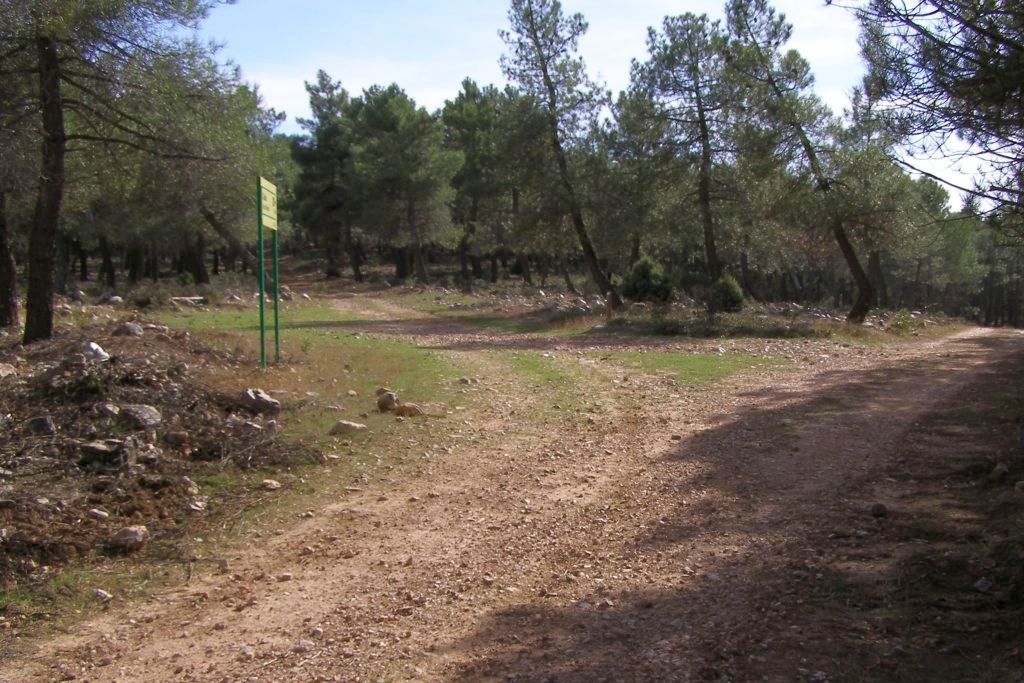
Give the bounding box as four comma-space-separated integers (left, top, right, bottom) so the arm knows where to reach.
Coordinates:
259, 176, 278, 230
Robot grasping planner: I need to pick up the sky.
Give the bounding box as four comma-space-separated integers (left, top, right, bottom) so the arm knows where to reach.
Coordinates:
197, 0, 865, 132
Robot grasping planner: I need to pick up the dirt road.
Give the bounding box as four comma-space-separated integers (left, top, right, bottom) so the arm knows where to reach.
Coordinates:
6, 319, 1022, 683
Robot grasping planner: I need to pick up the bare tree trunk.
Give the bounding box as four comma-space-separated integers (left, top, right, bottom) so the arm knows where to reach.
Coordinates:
408, 207, 429, 284
629, 233, 641, 267
24, 36, 65, 343
559, 256, 581, 296
694, 83, 722, 281
0, 192, 19, 329
524, 14, 621, 308
518, 253, 533, 285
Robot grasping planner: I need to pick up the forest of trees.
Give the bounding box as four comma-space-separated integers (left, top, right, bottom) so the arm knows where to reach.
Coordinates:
1, 0, 1021, 344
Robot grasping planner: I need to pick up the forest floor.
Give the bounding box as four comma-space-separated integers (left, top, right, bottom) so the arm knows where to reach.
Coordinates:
2, 281, 1023, 682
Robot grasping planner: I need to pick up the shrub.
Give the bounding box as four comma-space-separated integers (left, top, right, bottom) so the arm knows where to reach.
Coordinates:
709, 273, 744, 313
622, 256, 673, 303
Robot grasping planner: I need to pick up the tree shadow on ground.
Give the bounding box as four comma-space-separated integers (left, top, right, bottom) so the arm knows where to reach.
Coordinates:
439, 333, 1024, 682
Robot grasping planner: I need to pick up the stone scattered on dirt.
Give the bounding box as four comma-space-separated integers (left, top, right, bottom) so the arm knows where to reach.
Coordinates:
262, 479, 282, 491
113, 322, 144, 337
0, 363, 17, 380
330, 420, 367, 436
94, 589, 113, 603
107, 525, 150, 553
239, 388, 281, 415
87, 508, 109, 520
26, 414, 56, 435
83, 342, 110, 362
119, 404, 163, 430
347, 389, 358, 397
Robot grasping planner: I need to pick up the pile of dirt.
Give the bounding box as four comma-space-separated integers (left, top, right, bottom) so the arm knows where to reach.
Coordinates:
0, 319, 306, 593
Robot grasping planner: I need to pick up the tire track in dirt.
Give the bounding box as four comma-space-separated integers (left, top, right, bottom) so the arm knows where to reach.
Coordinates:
5, 326, 1019, 683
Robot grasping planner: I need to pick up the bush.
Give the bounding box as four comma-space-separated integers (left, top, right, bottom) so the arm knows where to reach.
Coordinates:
622, 256, 673, 303
709, 273, 744, 312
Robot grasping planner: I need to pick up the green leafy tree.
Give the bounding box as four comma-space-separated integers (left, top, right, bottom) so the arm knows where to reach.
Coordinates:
501, 0, 623, 307
639, 12, 733, 281
350, 84, 461, 283
0, 0, 227, 342
726, 0, 876, 322
442, 79, 508, 287
853, 0, 1024, 224
291, 71, 364, 280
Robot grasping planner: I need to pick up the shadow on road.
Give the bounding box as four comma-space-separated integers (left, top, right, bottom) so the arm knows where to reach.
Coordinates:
439, 332, 1024, 682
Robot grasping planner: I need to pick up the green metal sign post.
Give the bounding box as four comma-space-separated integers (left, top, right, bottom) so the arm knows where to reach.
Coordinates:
257, 176, 280, 368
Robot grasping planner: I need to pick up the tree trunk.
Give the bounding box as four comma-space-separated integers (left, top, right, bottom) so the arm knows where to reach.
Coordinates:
518, 252, 533, 286
408, 208, 429, 284
212, 248, 219, 276
127, 244, 143, 284
201, 207, 259, 274
528, 27, 622, 308
77, 241, 88, 281
559, 256, 581, 296
490, 254, 498, 283
0, 192, 19, 329
24, 36, 65, 344
345, 228, 363, 282
629, 233, 641, 267
99, 235, 116, 288
867, 248, 888, 309
190, 231, 209, 284
764, 74, 874, 322
694, 83, 722, 281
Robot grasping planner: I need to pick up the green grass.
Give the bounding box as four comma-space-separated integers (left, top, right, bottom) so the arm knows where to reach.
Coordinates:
607, 351, 774, 386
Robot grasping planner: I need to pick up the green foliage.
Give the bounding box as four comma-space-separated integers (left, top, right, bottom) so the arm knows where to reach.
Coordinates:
710, 273, 745, 312
622, 256, 673, 302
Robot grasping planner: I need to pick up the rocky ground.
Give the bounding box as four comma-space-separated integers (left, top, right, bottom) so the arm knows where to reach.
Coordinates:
1, 292, 1022, 683
0, 316, 310, 601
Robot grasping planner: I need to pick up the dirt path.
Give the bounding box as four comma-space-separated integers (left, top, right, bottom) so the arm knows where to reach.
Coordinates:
4, 315, 1021, 682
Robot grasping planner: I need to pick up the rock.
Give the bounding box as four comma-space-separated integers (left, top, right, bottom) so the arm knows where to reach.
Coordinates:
990, 463, 1010, 482
79, 439, 133, 470
393, 403, 425, 417
238, 645, 256, 661
97, 403, 120, 418
973, 577, 994, 592
181, 476, 200, 495
458, 377, 472, 385
870, 503, 889, 518
262, 479, 282, 491
165, 431, 189, 448
83, 342, 110, 362
26, 415, 57, 436
113, 322, 144, 337
292, 639, 314, 653
108, 525, 149, 553
108, 295, 124, 305
347, 389, 358, 397
670, 434, 682, 441
277, 572, 293, 582
377, 391, 398, 412
119, 404, 162, 430
330, 420, 367, 436
0, 363, 16, 380
94, 589, 113, 603
87, 508, 110, 520
239, 388, 281, 415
